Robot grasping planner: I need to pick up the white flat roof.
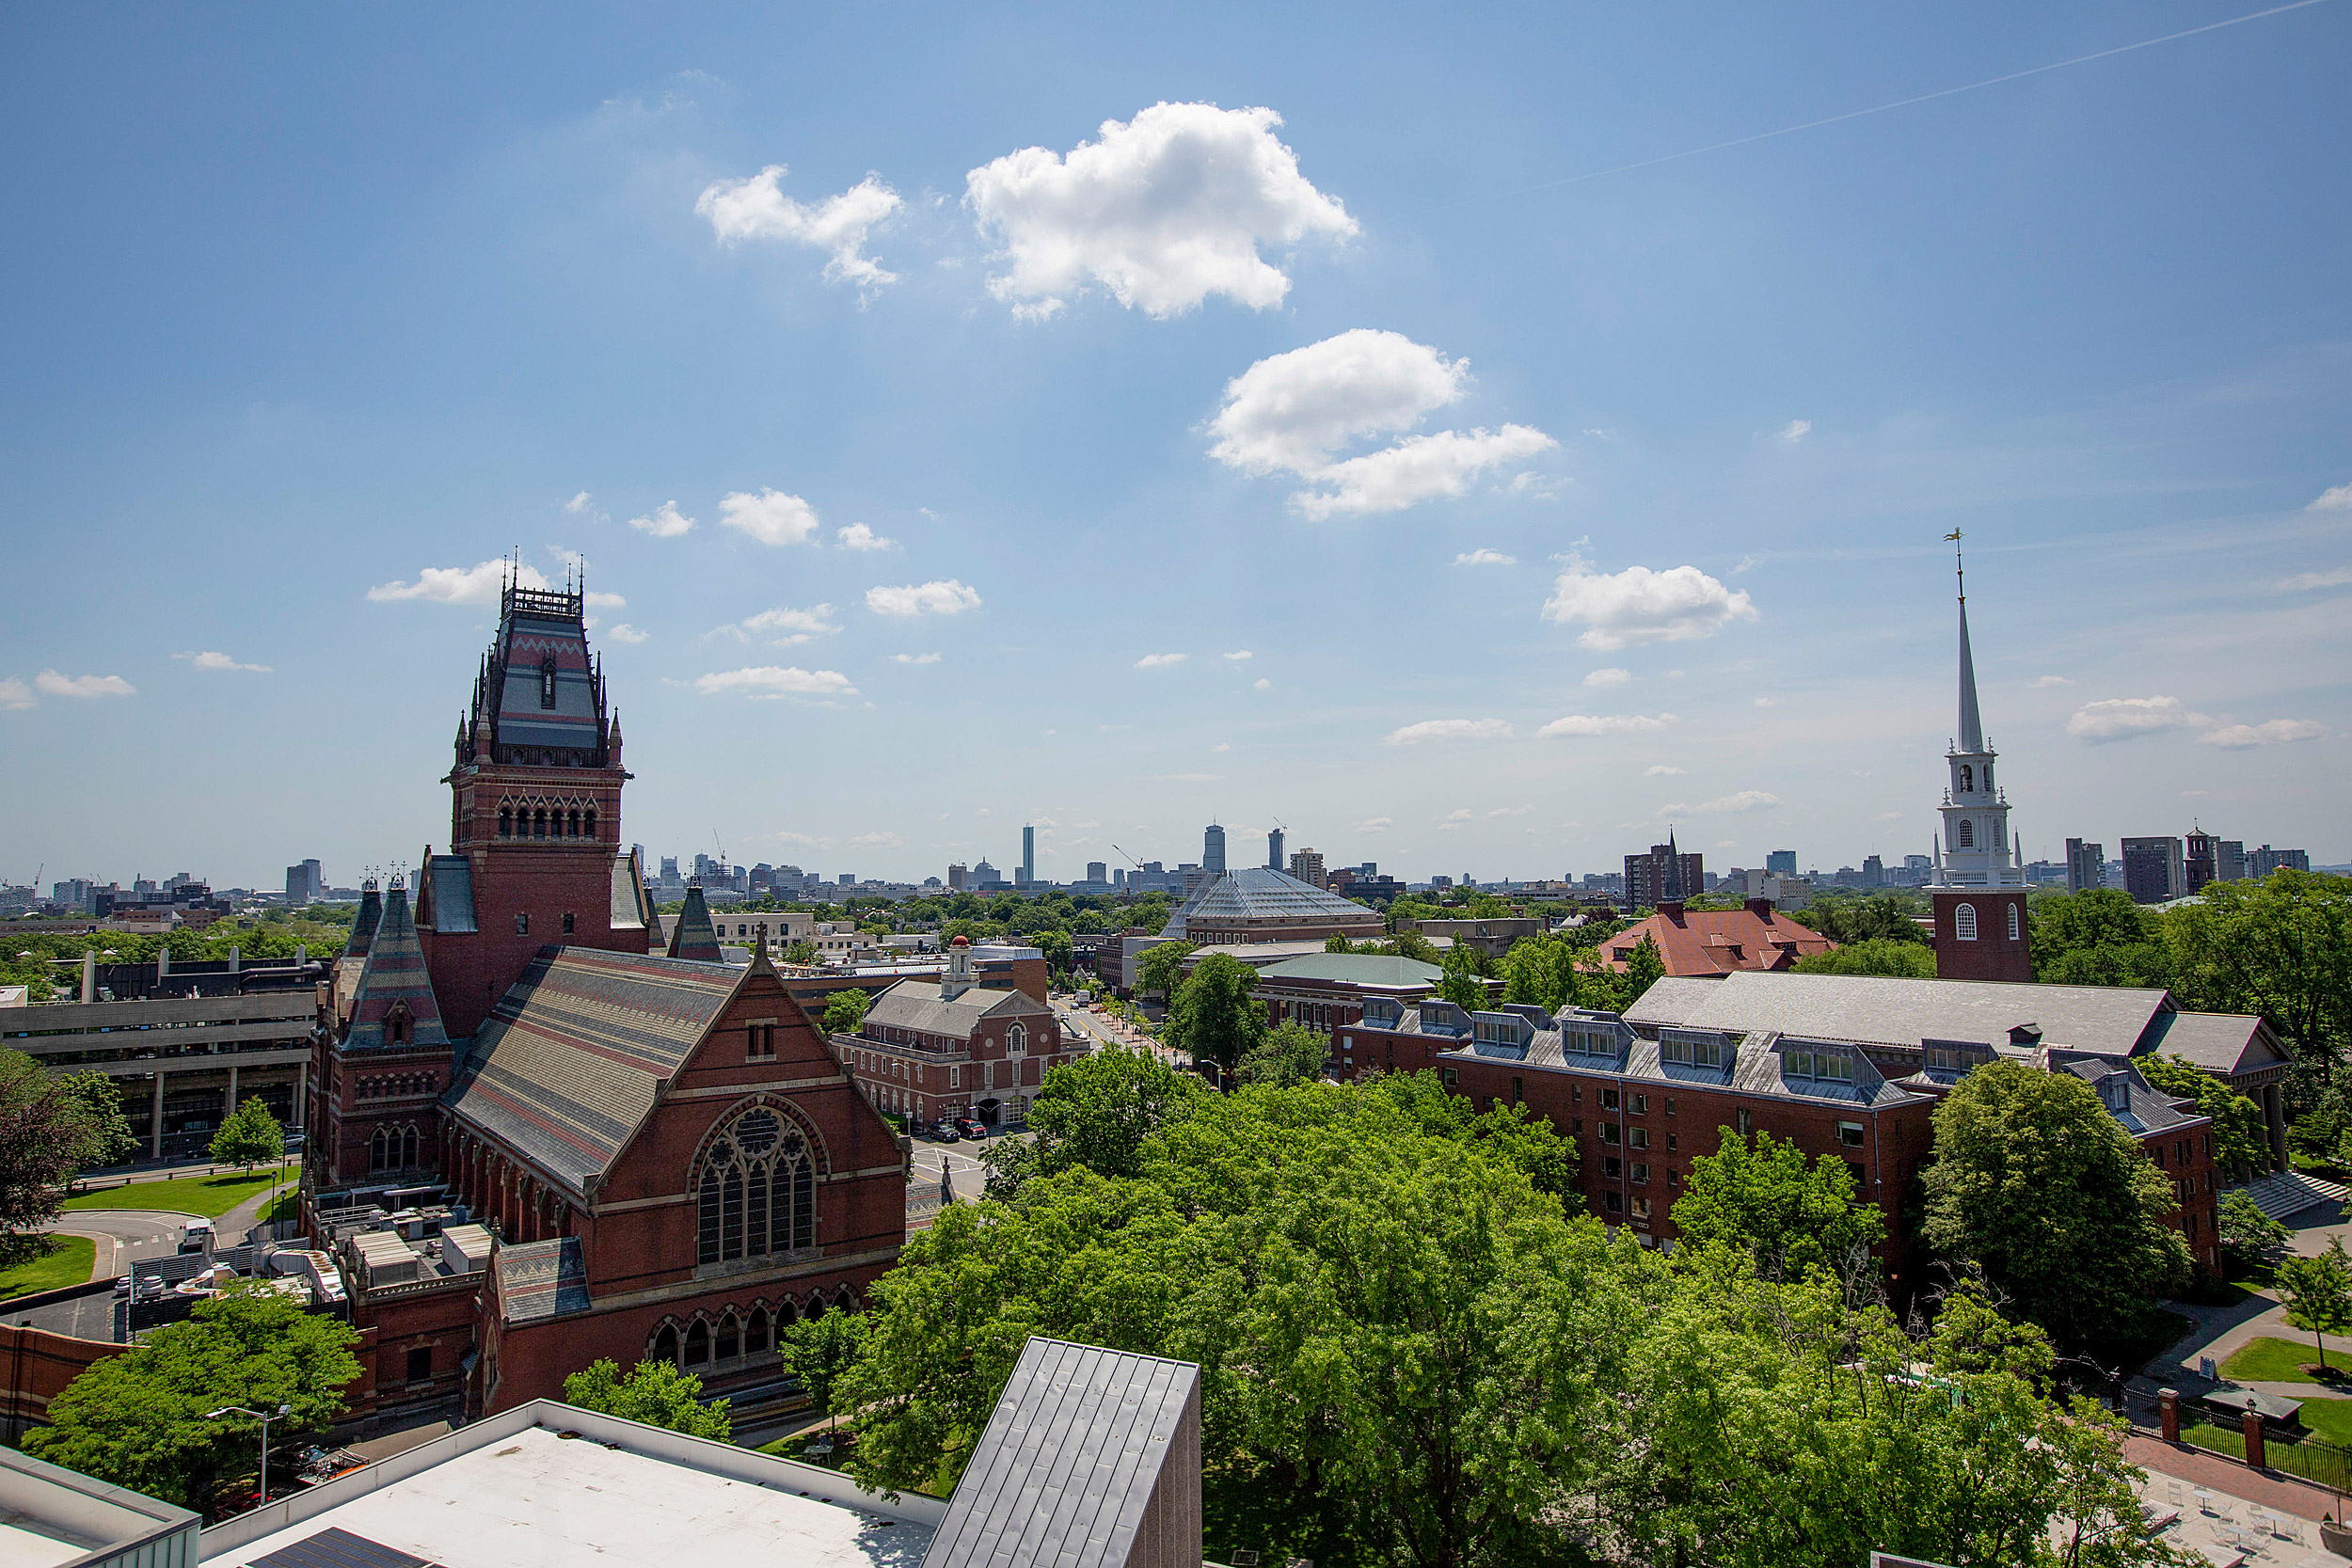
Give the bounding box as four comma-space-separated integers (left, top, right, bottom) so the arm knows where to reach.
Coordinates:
202, 1411, 938, 1568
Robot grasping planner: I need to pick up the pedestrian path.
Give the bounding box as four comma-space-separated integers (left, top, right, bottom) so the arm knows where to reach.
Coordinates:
2233, 1171, 2352, 1223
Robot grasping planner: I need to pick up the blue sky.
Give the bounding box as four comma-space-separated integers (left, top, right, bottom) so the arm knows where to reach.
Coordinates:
3, 2, 2347, 891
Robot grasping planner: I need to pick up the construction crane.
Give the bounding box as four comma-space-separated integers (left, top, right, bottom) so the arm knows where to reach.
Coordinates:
1110, 844, 1147, 905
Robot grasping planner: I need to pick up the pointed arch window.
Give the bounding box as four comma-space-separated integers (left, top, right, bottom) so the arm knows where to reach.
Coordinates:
1955, 819, 1975, 848
498, 808, 513, 837
746, 1307, 771, 1354
539, 654, 558, 709
1955, 903, 1979, 942
650, 1323, 679, 1367
694, 1104, 817, 1266
684, 1319, 709, 1365
2007, 903, 2022, 942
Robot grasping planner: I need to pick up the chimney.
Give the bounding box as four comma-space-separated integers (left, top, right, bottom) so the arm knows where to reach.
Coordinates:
1658, 900, 1687, 923
1744, 896, 1777, 920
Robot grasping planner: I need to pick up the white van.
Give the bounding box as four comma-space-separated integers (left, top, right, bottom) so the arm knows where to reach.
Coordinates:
177, 1218, 215, 1255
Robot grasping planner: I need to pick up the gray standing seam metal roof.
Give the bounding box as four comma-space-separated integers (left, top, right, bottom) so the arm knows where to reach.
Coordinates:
2045, 1050, 2205, 1134
924, 1337, 1198, 1568
864, 978, 1043, 1038
1438, 1008, 1925, 1110
1628, 972, 2176, 1053
1256, 953, 1443, 987
423, 855, 477, 934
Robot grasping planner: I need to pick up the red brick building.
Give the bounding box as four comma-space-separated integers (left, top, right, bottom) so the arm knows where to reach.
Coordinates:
1597, 897, 1836, 977
843, 939, 1070, 1129
302, 578, 907, 1420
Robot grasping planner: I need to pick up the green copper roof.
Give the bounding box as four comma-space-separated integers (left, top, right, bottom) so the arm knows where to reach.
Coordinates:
1257, 954, 1442, 987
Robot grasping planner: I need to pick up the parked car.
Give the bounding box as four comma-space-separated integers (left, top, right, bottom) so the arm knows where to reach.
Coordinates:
952, 1117, 989, 1139
929, 1122, 961, 1144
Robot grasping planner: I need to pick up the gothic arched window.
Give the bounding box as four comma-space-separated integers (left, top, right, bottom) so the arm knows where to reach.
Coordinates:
1006, 1022, 1026, 1056
1955, 819, 1975, 848
684, 1320, 709, 1365
584, 809, 596, 839
539, 654, 558, 709
694, 1104, 817, 1266
499, 808, 513, 837
717, 1314, 739, 1360
746, 1307, 771, 1354
650, 1323, 679, 1367
2008, 903, 2022, 942
1955, 904, 1979, 942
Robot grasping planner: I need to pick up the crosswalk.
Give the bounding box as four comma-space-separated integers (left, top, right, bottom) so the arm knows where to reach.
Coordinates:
2229, 1169, 2352, 1221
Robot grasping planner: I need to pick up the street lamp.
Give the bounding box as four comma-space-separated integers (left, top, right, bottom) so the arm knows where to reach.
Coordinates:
208, 1402, 291, 1505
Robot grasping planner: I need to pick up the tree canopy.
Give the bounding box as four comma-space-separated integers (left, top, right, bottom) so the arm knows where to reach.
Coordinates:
562, 1357, 733, 1440
1235, 1022, 1329, 1088
2135, 1053, 2269, 1175
1160, 954, 1264, 1074
981, 1044, 1206, 1196
1793, 938, 1937, 978
1135, 940, 1195, 1000
210, 1096, 284, 1172
1672, 1128, 1885, 1295
2028, 889, 2172, 989
2, 1050, 129, 1252
821, 988, 870, 1035
2168, 869, 2352, 1078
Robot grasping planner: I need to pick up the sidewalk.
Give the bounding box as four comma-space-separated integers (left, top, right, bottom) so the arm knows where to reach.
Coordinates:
2126, 1434, 2352, 1527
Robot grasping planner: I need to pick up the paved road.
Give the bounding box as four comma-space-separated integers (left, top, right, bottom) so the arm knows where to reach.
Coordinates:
12, 1180, 296, 1339
907, 1132, 1033, 1201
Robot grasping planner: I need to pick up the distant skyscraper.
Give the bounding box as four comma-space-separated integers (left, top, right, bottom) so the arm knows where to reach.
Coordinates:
1625, 834, 1703, 910
2065, 838, 2106, 895
947, 863, 968, 891
2249, 845, 2308, 878
1203, 823, 1226, 875
1266, 826, 1284, 871
1862, 854, 1884, 887
1086, 861, 1108, 883
2121, 837, 2185, 904
2216, 840, 2247, 883
1288, 847, 1325, 888
1766, 849, 1797, 878
285, 858, 323, 907
1021, 825, 1036, 884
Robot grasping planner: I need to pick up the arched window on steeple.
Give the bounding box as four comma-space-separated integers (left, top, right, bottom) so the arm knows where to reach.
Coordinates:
1955, 819, 1975, 848
1955, 904, 1979, 942
2008, 903, 2022, 942
539, 654, 558, 709
1959, 765, 1974, 793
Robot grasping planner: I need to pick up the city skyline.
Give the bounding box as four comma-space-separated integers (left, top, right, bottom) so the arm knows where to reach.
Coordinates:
3, 6, 2347, 886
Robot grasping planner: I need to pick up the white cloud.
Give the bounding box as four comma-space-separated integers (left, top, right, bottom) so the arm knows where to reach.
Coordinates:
628, 500, 695, 539
1487, 805, 1534, 817
836, 522, 896, 551
1541, 555, 1757, 650
1537, 712, 1677, 738
1454, 547, 1517, 567
36, 670, 135, 699
1753, 697, 1775, 708
173, 651, 271, 673
564, 490, 595, 515
2027, 674, 2074, 688
2309, 483, 2352, 512
866, 580, 982, 617
1384, 718, 1514, 746
1213, 741, 1232, 752
693, 666, 859, 699
605, 624, 650, 644
1775, 419, 1812, 445
891, 652, 943, 665
2279, 566, 2352, 591
729, 605, 840, 645
1583, 667, 1630, 688
368, 559, 548, 604
2065, 695, 2212, 742
1253, 677, 1272, 691
1505, 472, 1563, 500
850, 830, 907, 847
1659, 790, 1781, 816
1221, 649, 1252, 661
1353, 816, 1393, 833
966, 102, 1355, 319
584, 590, 626, 610
0, 677, 34, 710
718, 489, 818, 546
1208, 329, 1553, 516
2198, 719, 2328, 749
1135, 652, 1188, 669
1443, 808, 1475, 821
1645, 765, 1687, 777
695, 166, 903, 293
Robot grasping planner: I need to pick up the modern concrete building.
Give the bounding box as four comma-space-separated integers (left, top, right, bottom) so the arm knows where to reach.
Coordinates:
1021, 825, 1036, 885
2122, 837, 2186, 905
2066, 838, 2106, 895
1266, 826, 1284, 871
2249, 845, 2310, 878
1287, 848, 1325, 888
1765, 850, 1798, 878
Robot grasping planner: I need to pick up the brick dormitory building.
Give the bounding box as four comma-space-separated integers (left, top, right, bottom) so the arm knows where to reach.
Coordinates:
297, 577, 912, 1422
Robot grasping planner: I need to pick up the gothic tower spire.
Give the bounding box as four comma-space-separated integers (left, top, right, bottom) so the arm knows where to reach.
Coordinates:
1928, 532, 2030, 981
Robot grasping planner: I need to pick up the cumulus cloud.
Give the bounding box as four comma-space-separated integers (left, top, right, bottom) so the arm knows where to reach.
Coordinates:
725, 605, 839, 645
1775, 420, 1812, 444
1541, 555, 1757, 650
1645, 764, 1686, 776
866, 580, 982, 617
1488, 805, 1534, 817
1135, 652, 1188, 669
2065, 695, 2211, 742
836, 522, 895, 551
693, 666, 858, 699
2198, 719, 2328, 749
1353, 816, 1393, 833
2279, 566, 2352, 592
1384, 718, 1514, 746
2309, 483, 2352, 512
1208, 329, 1552, 517
850, 830, 907, 847
1222, 649, 1252, 661
173, 651, 271, 673
1659, 790, 1781, 816
368, 559, 548, 604
695, 166, 903, 293
629, 500, 695, 538
605, 624, 650, 643
1583, 668, 1630, 688
2027, 674, 2073, 688
37, 670, 135, 699
718, 489, 818, 546
1253, 677, 1272, 691
0, 677, 36, 710
966, 102, 1355, 319
891, 652, 943, 665
1454, 548, 1517, 566
1536, 712, 1677, 738
564, 491, 596, 515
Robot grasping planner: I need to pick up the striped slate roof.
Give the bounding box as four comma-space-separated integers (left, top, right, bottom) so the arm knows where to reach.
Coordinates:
664, 882, 723, 962
341, 884, 382, 960
342, 885, 451, 1053
498, 1236, 591, 1323
444, 948, 740, 1195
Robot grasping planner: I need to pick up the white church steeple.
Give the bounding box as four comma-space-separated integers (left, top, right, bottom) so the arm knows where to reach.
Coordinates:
1931, 533, 2025, 892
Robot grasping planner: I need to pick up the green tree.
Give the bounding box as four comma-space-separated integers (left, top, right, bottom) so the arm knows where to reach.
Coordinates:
2217, 1189, 2290, 1275
1500, 933, 1581, 1012
1235, 1021, 1328, 1087
2278, 1240, 2352, 1370
982, 1045, 1206, 1196
1160, 954, 1264, 1075
782, 939, 818, 964
2168, 869, 2352, 1078
562, 1357, 733, 1440
53, 1069, 137, 1169
1792, 938, 1938, 978
1922, 1059, 2189, 1351
210, 1096, 284, 1172
2135, 1054, 2269, 1175
821, 988, 870, 1036
2028, 889, 2172, 988
1031, 927, 1074, 974
24, 1282, 362, 1511
1135, 940, 1195, 1001
1, 1050, 112, 1253
1390, 928, 1440, 965
778, 1307, 869, 1418
1437, 942, 1486, 1010
1674, 1129, 1885, 1293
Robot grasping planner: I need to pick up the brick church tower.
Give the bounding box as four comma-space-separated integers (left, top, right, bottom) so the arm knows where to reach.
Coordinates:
313, 879, 453, 1185
415, 573, 655, 1040
1928, 539, 2032, 982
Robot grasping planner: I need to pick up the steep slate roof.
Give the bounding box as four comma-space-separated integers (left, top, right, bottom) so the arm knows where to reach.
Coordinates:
498, 1236, 591, 1323
865, 977, 1043, 1039
923, 1337, 1200, 1568
609, 848, 654, 933
1257, 953, 1442, 988
419, 855, 476, 934
340, 886, 451, 1053
2140, 1009, 2279, 1076
444, 948, 739, 1195
664, 882, 723, 962
1159, 868, 1384, 939
341, 884, 383, 960
1599, 903, 1836, 977
480, 589, 604, 758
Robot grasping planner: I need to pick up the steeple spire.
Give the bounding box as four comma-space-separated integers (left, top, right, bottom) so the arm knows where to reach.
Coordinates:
1951, 531, 1985, 754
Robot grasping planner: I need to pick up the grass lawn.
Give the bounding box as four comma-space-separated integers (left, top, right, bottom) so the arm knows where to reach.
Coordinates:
2220, 1336, 2352, 1386
260, 1190, 299, 1223
0, 1237, 96, 1299
2297, 1397, 2352, 1447
2185, 1417, 2352, 1492
61, 1167, 295, 1220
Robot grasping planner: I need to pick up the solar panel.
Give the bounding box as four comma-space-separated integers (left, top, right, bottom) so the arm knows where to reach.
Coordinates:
251, 1527, 438, 1568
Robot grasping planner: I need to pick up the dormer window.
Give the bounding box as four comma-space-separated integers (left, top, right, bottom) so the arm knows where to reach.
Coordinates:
1786, 1048, 1854, 1085
1658, 1030, 1725, 1069
540, 654, 558, 709
2101, 1075, 2130, 1111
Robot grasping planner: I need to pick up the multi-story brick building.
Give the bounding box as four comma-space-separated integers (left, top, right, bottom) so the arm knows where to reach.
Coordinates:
842, 938, 1073, 1128
1596, 897, 1836, 977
